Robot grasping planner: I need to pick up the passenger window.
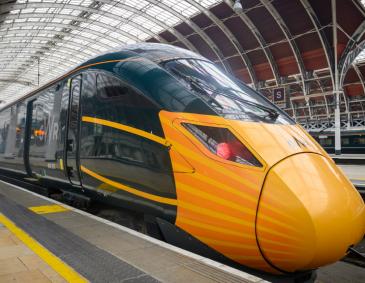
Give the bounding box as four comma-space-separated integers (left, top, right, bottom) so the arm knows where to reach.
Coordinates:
0, 109, 11, 155
29, 87, 57, 175
94, 73, 163, 137
15, 103, 27, 158
80, 71, 175, 199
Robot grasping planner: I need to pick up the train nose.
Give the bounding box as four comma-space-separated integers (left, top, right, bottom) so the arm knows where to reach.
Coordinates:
256, 153, 365, 273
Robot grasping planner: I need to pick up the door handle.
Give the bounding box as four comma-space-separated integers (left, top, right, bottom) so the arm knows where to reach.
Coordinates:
67, 139, 74, 151
67, 166, 74, 177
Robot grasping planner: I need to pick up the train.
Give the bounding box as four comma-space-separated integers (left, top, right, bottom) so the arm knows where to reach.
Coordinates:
312, 131, 365, 154
0, 43, 364, 276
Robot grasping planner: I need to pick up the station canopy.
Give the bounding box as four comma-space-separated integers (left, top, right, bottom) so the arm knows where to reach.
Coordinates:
0, 0, 365, 130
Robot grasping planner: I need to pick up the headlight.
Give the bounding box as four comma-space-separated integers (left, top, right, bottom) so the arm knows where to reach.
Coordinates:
182, 123, 262, 167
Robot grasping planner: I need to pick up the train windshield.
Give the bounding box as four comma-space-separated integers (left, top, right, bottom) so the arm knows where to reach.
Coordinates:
162, 59, 293, 124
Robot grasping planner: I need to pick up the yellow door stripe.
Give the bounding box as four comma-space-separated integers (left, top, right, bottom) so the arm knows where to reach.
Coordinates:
0, 214, 87, 283
29, 205, 69, 214
80, 165, 177, 206
82, 116, 170, 147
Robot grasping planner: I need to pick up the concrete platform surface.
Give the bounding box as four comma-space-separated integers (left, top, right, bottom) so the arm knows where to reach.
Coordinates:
338, 164, 365, 187
0, 180, 266, 283
0, 178, 364, 283
330, 154, 365, 160
0, 223, 66, 282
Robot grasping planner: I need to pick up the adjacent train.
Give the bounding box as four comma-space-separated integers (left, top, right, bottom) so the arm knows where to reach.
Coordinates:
0, 43, 364, 276
312, 131, 365, 154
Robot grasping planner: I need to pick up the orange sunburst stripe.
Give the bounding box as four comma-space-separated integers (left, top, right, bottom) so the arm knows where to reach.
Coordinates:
256, 217, 302, 236
176, 176, 302, 234
166, 134, 260, 190
178, 218, 301, 250
177, 178, 301, 232
189, 172, 300, 225
179, 175, 258, 210
178, 201, 302, 243
257, 230, 302, 245
179, 186, 301, 238
177, 182, 256, 217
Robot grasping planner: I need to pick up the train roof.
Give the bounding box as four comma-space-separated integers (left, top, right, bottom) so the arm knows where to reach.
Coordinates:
80, 43, 207, 67
1, 43, 207, 110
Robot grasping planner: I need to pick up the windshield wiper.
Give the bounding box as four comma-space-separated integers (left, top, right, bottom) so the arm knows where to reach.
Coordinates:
213, 87, 279, 121
174, 72, 225, 111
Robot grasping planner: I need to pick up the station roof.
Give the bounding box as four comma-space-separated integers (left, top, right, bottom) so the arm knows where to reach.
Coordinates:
0, 0, 364, 127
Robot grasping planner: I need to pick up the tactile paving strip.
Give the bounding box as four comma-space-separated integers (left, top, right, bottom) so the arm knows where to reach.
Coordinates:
0, 193, 160, 283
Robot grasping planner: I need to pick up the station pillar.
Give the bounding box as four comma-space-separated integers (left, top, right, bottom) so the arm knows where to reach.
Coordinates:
334, 91, 341, 155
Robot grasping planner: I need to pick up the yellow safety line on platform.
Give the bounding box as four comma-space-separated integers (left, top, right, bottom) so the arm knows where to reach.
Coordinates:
29, 204, 69, 214
80, 165, 177, 206
0, 213, 87, 283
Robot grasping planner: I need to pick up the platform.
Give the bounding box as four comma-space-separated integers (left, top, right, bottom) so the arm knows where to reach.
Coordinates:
0, 180, 267, 283
330, 154, 365, 165
338, 164, 365, 190
0, 179, 364, 283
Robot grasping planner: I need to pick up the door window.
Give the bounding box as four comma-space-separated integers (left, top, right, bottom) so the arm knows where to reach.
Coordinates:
80, 72, 175, 199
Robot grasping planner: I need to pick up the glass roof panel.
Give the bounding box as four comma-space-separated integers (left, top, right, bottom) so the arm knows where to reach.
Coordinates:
0, 0, 222, 106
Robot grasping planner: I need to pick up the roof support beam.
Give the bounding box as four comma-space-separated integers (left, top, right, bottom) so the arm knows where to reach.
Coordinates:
144, 0, 232, 74
0, 29, 110, 51
0, 79, 35, 87
299, 0, 335, 87
352, 63, 365, 95
332, 0, 342, 154
95, 0, 198, 53
223, 0, 279, 86
185, 0, 257, 86
259, 0, 311, 118
1, 12, 142, 43
339, 20, 365, 86
0, 3, 166, 44
0, 43, 88, 61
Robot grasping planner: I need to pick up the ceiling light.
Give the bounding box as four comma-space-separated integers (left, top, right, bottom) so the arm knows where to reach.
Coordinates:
233, 0, 243, 13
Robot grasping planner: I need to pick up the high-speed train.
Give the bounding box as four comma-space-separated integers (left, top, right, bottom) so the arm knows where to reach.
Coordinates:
0, 43, 364, 275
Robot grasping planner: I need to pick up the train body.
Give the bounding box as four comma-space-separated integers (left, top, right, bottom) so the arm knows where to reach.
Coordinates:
312, 131, 365, 154
0, 43, 364, 275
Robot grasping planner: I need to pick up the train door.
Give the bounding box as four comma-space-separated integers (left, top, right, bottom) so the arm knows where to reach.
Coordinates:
65, 76, 82, 186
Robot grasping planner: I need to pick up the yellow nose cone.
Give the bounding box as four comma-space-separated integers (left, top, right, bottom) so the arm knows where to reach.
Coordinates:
256, 153, 365, 272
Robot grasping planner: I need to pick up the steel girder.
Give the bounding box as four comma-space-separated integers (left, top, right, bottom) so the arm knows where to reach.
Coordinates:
0, 33, 103, 54
0, 2, 167, 44
339, 20, 365, 87
94, 0, 198, 53
299, 0, 335, 88
222, 0, 280, 86
0, 21, 124, 45
1, 12, 143, 43
184, 0, 257, 86
260, 0, 312, 117
0, 43, 89, 61
143, 0, 232, 73
353, 63, 365, 95
0, 79, 35, 87
0, 28, 112, 52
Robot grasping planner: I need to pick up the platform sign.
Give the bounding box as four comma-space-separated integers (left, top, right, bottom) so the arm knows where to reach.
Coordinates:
273, 88, 285, 103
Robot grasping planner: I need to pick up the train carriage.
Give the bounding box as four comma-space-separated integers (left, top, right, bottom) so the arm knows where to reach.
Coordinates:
0, 43, 364, 275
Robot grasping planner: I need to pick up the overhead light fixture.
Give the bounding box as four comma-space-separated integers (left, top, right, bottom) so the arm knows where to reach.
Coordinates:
233, 0, 243, 13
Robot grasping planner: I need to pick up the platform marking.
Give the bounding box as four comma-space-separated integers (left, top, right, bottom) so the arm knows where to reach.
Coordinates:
0, 213, 87, 283
0, 179, 268, 283
29, 204, 69, 214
